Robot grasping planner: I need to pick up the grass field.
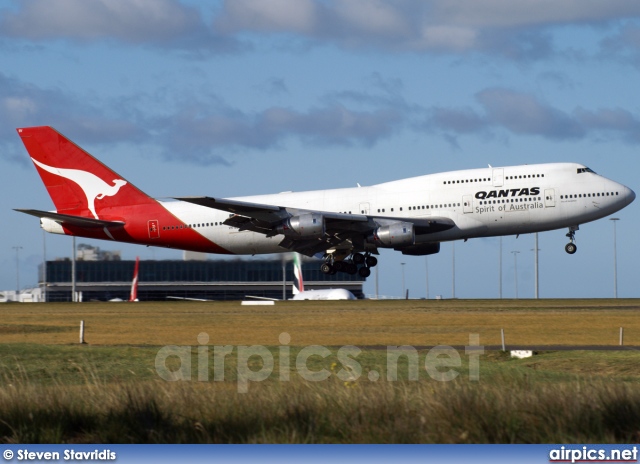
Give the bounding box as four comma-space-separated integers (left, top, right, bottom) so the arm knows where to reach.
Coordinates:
1, 299, 640, 443
1, 298, 639, 346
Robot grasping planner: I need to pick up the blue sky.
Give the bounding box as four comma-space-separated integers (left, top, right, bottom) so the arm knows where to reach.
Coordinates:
1, 0, 639, 299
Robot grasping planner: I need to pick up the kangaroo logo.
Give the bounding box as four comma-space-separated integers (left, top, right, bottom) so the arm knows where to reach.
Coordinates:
32, 158, 127, 219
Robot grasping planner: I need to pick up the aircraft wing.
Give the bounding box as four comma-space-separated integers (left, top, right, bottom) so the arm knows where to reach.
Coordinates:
14, 209, 125, 228
176, 196, 455, 256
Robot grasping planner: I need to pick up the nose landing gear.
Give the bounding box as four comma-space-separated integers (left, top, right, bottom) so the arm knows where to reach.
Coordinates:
565, 226, 578, 254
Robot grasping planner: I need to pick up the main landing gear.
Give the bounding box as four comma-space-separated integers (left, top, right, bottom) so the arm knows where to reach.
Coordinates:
565, 226, 578, 254
321, 252, 378, 278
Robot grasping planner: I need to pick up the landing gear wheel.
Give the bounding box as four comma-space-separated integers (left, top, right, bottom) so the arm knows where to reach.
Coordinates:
565, 226, 578, 255
333, 261, 345, 272
352, 253, 365, 265
365, 256, 378, 267
320, 263, 333, 274
358, 266, 371, 278
345, 263, 358, 275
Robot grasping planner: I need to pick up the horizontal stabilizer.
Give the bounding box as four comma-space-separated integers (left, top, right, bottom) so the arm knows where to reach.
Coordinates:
14, 209, 125, 228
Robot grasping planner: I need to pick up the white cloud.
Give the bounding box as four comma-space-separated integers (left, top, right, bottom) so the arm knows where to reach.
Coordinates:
3, 0, 640, 59
215, 0, 640, 58
0, 0, 209, 45
3, 96, 38, 120
428, 87, 640, 144
215, 0, 317, 34
418, 25, 477, 51
427, 0, 640, 28
333, 0, 408, 37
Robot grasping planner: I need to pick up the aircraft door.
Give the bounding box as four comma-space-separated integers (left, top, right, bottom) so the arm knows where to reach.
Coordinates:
148, 220, 160, 239
463, 195, 473, 214
359, 203, 370, 215
545, 189, 555, 207
492, 168, 504, 187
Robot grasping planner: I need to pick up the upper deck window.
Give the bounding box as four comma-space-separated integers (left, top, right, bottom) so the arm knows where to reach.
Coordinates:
577, 167, 596, 174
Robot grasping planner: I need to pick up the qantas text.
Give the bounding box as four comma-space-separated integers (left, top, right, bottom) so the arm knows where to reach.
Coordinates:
475, 187, 540, 199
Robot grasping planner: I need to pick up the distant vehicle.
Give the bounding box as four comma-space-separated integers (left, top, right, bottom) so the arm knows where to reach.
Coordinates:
15, 126, 635, 279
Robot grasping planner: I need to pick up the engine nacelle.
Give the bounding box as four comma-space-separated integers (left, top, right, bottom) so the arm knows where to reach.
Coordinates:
397, 242, 441, 256
40, 217, 66, 235
276, 213, 325, 238
367, 222, 414, 247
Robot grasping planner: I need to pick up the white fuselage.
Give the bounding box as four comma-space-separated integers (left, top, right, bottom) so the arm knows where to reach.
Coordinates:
160, 162, 635, 255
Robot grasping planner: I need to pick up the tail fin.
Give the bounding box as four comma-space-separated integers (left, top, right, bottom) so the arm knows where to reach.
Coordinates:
17, 126, 154, 219
129, 256, 140, 302
292, 253, 304, 295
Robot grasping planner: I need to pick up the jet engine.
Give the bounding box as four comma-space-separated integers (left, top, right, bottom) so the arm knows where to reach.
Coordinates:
397, 242, 441, 256
276, 213, 325, 238
367, 222, 414, 247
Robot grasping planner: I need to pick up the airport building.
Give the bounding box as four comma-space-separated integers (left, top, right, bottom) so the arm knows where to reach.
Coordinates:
39, 246, 365, 302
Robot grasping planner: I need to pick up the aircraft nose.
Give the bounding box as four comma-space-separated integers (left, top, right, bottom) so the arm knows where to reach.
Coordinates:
625, 186, 636, 205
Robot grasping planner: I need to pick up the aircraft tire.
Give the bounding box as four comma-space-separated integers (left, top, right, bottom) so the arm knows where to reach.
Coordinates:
565, 243, 577, 254
365, 256, 378, 267
358, 266, 371, 278
321, 263, 333, 274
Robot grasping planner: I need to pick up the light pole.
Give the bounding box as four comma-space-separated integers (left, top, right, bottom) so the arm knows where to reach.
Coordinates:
532, 233, 540, 299
281, 254, 287, 300
425, 256, 429, 300
610, 218, 619, 299
71, 237, 77, 302
12, 245, 23, 295
511, 251, 520, 299
451, 242, 456, 299
42, 231, 47, 303
400, 262, 406, 299
499, 237, 503, 299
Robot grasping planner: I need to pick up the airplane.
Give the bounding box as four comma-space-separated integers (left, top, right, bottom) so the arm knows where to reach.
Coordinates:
129, 256, 140, 302
107, 255, 140, 302
290, 253, 356, 300
15, 126, 635, 279
244, 253, 356, 301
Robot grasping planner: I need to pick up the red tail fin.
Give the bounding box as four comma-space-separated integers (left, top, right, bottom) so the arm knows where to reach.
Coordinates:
17, 126, 155, 219
129, 256, 140, 302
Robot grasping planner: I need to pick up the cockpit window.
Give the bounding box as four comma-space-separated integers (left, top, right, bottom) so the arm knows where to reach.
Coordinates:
577, 167, 596, 174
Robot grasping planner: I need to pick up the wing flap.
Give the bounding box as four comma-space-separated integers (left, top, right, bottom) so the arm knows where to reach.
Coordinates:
176, 196, 288, 224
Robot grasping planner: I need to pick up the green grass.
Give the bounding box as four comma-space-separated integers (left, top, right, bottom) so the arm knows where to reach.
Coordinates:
2, 299, 640, 443
0, 324, 75, 334
1, 343, 640, 443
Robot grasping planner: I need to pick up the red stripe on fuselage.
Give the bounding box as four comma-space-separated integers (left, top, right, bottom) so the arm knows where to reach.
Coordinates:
62, 202, 233, 255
